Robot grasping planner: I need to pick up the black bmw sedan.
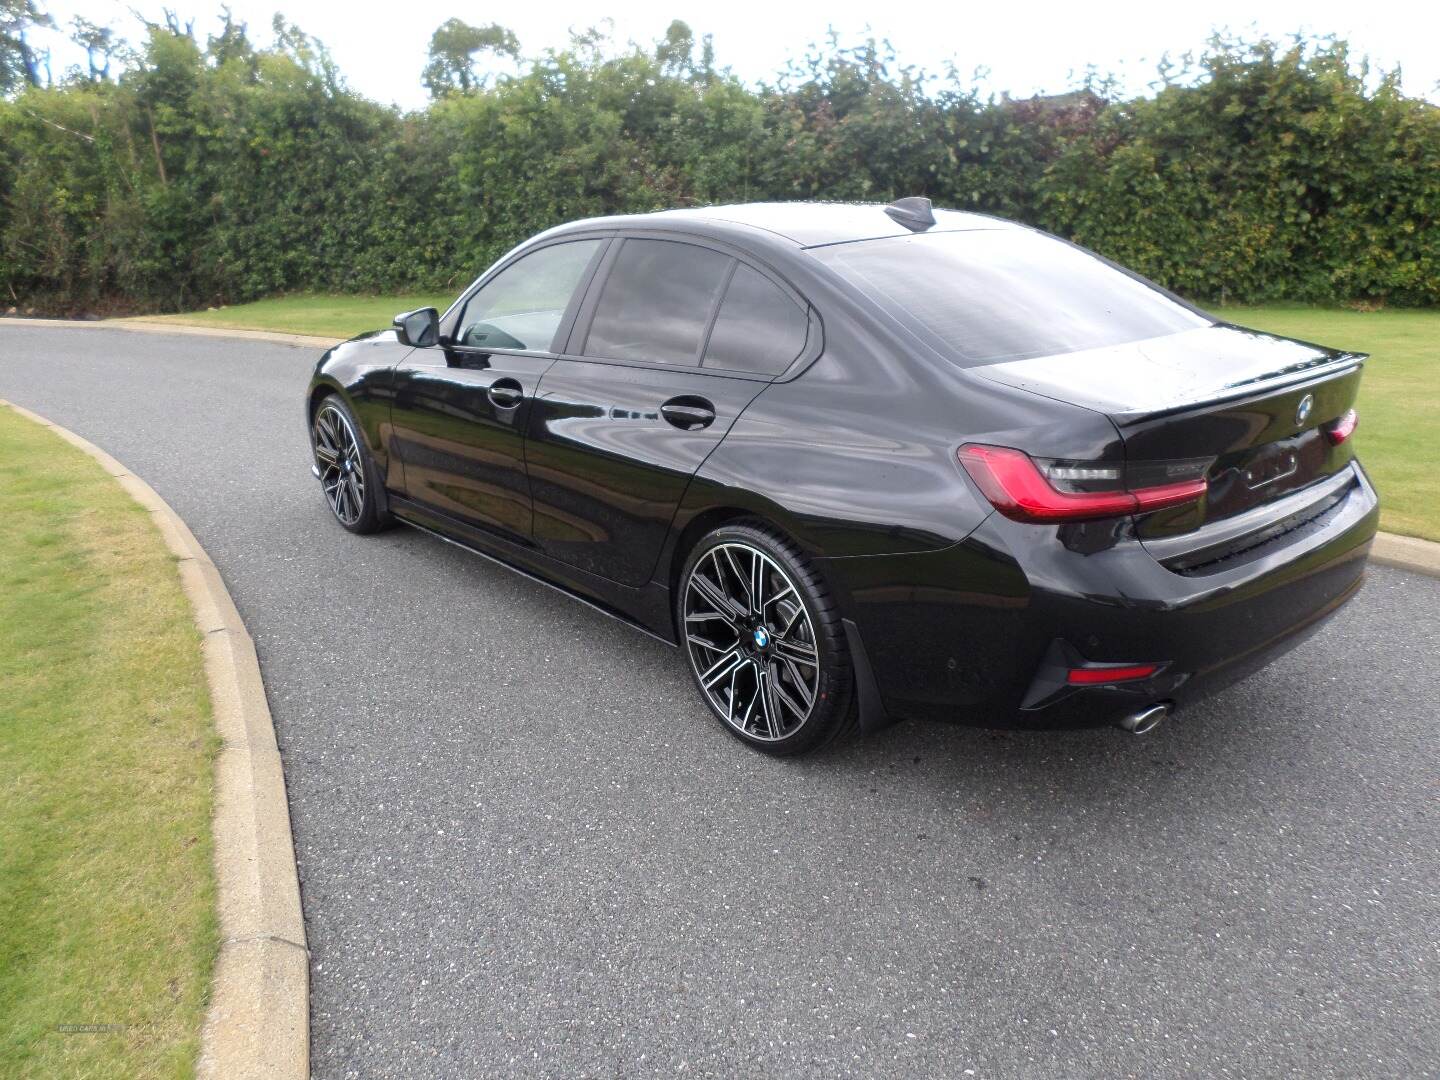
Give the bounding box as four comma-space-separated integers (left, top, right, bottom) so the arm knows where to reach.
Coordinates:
307, 199, 1377, 754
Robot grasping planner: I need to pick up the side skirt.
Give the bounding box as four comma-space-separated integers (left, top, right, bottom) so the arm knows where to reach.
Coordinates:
388, 495, 677, 647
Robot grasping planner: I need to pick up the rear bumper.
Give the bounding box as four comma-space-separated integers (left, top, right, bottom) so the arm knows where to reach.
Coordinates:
822, 462, 1379, 730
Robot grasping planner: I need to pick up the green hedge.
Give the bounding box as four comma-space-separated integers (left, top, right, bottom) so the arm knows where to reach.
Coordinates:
2, 27, 1437, 313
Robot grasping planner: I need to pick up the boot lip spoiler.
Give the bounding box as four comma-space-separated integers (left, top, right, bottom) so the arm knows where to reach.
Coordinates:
975, 337, 1366, 422
1106, 353, 1367, 424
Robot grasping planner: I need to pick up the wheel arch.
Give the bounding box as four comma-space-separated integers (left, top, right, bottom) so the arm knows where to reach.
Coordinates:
665, 506, 759, 599
307, 377, 388, 459
307, 379, 339, 421
660, 492, 826, 611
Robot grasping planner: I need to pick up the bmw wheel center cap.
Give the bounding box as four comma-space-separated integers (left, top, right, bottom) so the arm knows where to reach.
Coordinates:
753, 626, 771, 649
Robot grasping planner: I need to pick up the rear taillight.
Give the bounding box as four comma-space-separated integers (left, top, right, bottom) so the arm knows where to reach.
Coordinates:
1324, 408, 1358, 445
957, 444, 1209, 524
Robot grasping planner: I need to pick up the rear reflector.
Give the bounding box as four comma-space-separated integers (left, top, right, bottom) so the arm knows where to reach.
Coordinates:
1324, 408, 1358, 445
1066, 663, 1160, 685
957, 444, 1207, 523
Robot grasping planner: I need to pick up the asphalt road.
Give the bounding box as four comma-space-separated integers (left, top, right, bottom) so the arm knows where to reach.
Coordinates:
3, 323, 1437, 1079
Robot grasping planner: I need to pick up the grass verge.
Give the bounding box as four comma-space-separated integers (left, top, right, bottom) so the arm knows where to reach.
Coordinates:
128, 292, 452, 340
134, 295, 1439, 542
0, 406, 217, 1078
1216, 306, 1438, 543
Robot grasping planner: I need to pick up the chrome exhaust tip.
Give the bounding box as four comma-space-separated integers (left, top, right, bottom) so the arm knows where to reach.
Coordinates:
1116, 702, 1169, 735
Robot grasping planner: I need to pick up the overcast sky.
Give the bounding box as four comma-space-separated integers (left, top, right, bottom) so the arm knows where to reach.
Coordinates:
30, 0, 1439, 108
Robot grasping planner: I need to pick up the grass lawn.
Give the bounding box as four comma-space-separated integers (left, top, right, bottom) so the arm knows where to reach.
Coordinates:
142, 295, 1438, 542
0, 407, 217, 1078
1216, 306, 1438, 543
129, 291, 452, 340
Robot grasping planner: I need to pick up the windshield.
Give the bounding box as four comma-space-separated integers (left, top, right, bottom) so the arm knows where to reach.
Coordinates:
811, 229, 1210, 366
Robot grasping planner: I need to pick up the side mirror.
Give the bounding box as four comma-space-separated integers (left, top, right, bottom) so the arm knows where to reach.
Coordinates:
393, 307, 439, 348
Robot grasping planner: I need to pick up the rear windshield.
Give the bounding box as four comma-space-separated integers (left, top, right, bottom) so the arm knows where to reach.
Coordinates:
811, 229, 1210, 366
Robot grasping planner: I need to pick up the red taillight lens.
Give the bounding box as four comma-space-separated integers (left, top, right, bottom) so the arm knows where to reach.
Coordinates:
1324, 409, 1358, 445
1066, 663, 1160, 686
956, 444, 1207, 523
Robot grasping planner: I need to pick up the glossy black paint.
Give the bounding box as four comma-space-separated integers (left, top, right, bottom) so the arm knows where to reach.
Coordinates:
308, 203, 1378, 733
388, 347, 552, 543
525, 360, 767, 586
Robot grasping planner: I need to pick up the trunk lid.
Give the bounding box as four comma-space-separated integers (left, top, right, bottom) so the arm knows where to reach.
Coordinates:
976, 324, 1366, 539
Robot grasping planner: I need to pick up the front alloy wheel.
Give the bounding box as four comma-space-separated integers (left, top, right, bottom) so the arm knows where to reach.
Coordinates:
312, 396, 387, 533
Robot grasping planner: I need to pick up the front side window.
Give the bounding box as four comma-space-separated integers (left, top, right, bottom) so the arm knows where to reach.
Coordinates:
811, 229, 1210, 367
456, 239, 603, 353
584, 239, 733, 365
704, 263, 809, 375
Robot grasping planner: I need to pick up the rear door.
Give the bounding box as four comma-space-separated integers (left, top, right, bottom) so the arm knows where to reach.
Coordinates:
526, 236, 812, 586
387, 238, 606, 543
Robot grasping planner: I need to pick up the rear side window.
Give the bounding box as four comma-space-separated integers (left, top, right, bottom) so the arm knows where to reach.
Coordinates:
584, 239, 732, 365
812, 229, 1210, 367
704, 263, 809, 375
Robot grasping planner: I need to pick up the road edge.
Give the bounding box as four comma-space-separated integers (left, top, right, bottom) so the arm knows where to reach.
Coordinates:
0, 400, 309, 1080
1, 314, 338, 350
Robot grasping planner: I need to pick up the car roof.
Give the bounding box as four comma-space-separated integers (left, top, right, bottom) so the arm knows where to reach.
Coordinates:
542, 201, 1020, 249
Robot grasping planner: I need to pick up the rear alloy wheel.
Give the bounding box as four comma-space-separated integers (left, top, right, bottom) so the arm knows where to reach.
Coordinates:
312, 396, 387, 534
679, 523, 855, 755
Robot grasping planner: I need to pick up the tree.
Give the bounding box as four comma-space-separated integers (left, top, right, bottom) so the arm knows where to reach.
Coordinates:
208, 6, 255, 70
655, 20, 717, 84
160, 7, 194, 39
272, 14, 342, 92
70, 16, 120, 81
422, 18, 519, 98
655, 19, 694, 76
1, 0, 53, 92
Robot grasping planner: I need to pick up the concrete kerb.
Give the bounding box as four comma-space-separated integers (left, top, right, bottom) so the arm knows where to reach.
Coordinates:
1370, 531, 1440, 578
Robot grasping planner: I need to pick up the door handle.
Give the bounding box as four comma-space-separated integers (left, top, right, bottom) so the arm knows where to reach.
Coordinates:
660, 397, 716, 431
487, 378, 524, 409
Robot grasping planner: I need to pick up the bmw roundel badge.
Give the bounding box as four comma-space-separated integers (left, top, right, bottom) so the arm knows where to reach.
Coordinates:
1295, 393, 1314, 426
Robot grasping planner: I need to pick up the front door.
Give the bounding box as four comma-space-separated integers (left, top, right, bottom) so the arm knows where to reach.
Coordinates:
386, 237, 606, 543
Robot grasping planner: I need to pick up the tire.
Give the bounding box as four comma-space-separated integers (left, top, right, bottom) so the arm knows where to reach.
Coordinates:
311, 393, 390, 535
677, 521, 857, 756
